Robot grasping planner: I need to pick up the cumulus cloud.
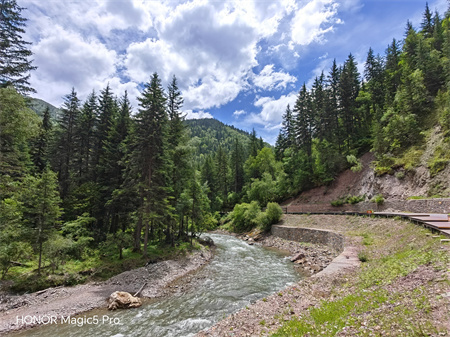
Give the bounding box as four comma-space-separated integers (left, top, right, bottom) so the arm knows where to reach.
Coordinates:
233, 109, 247, 116
290, 0, 340, 46
124, 0, 263, 110
251, 92, 297, 127
184, 110, 213, 120
253, 65, 297, 91
29, 25, 127, 105
23, 0, 347, 121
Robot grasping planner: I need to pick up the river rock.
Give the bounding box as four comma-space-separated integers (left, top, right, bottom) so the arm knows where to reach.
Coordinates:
290, 252, 305, 262
199, 236, 215, 246
108, 291, 142, 310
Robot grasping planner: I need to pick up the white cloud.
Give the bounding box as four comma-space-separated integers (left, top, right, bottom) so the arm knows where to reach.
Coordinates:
253, 65, 297, 91
291, 0, 340, 46
184, 110, 213, 120
251, 92, 297, 126
29, 25, 124, 105
124, 1, 263, 110
233, 109, 247, 116
22, 0, 349, 119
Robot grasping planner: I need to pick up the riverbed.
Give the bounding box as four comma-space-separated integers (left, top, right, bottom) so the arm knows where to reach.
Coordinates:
11, 234, 301, 337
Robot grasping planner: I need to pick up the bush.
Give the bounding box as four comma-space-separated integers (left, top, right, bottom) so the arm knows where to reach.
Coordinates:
331, 195, 365, 206
229, 201, 261, 232
265, 202, 283, 225
331, 198, 345, 207
229, 201, 283, 232
258, 202, 283, 232
371, 194, 385, 205
346, 154, 362, 172
347, 195, 365, 204
358, 251, 368, 262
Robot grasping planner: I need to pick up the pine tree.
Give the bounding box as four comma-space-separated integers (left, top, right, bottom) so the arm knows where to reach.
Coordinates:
21, 166, 62, 275
0, 87, 39, 177
215, 145, 230, 201
99, 91, 132, 234
200, 154, 218, 208
403, 23, 419, 69
432, 11, 444, 51
166, 77, 187, 199
0, 0, 36, 94
76, 90, 97, 181
275, 105, 294, 159
421, 2, 434, 38
339, 54, 360, 150
364, 48, 385, 119
230, 137, 245, 195
385, 39, 402, 106
326, 59, 342, 150
94, 85, 117, 173
293, 83, 313, 158
249, 129, 260, 157
130, 73, 169, 254
56, 88, 80, 200
32, 106, 52, 172
312, 73, 327, 140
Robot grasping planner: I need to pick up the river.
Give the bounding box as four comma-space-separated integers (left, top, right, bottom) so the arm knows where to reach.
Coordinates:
13, 234, 301, 337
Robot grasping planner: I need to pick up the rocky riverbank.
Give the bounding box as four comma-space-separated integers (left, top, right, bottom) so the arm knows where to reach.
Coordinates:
0, 246, 214, 335
198, 215, 450, 336
231, 228, 338, 276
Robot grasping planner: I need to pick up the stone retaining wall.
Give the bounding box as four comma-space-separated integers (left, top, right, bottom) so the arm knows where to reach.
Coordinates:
287, 198, 450, 214
271, 225, 345, 254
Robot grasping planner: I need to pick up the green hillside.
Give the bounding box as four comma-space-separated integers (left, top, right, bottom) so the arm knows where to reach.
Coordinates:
184, 118, 259, 160
27, 97, 60, 120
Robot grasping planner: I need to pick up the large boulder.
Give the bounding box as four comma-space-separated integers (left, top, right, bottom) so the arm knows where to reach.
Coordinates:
198, 236, 214, 246
108, 291, 142, 310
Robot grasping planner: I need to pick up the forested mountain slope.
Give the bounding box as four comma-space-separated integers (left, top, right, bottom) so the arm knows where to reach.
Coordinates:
184, 118, 251, 157
275, 4, 450, 202
28, 97, 60, 120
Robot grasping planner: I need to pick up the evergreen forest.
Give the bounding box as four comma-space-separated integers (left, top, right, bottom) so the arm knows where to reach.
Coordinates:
1, 0, 450, 290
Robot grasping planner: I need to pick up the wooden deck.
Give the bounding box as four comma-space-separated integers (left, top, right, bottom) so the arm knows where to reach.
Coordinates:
284, 207, 450, 237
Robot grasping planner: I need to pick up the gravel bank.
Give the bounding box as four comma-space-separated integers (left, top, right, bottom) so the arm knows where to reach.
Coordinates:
0, 247, 214, 335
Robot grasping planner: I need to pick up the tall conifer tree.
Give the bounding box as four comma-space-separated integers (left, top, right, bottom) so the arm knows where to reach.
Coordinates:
130, 73, 169, 254
0, 0, 36, 94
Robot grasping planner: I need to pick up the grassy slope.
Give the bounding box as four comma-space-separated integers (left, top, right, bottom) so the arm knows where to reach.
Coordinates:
273, 215, 450, 336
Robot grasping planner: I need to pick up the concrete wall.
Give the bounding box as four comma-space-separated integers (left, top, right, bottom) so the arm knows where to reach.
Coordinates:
287, 198, 450, 214
271, 225, 345, 254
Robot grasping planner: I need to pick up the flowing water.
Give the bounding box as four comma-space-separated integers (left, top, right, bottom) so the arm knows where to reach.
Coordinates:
14, 234, 301, 337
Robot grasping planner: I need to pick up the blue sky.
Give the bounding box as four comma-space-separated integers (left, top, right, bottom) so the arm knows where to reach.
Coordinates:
22, 0, 448, 144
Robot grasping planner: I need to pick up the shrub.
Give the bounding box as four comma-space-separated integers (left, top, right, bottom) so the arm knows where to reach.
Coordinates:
347, 195, 365, 204
265, 202, 283, 224
371, 194, 385, 205
258, 202, 283, 232
229, 201, 283, 232
229, 201, 261, 232
358, 251, 369, 262
331, 198, 345, 207
331, 195, 364, 206
346, 154, 362, 172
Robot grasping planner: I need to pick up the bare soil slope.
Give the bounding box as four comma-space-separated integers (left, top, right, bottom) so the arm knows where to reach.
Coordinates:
287, 151, 450, 207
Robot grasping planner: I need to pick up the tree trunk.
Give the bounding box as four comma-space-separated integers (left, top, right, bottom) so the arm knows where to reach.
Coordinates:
38, 240, 43, 276
133, 214, 142, 252
143, 220, 149, 258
